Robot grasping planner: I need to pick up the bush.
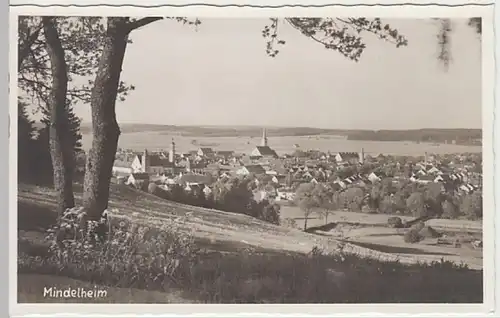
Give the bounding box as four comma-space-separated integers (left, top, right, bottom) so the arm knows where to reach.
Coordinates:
19, 218, 483, 303
404, 229, 423, 243
281, 217, 298, 229
411, 221, 426, 232
40, 207, 201, 288
387, 216, 403, 228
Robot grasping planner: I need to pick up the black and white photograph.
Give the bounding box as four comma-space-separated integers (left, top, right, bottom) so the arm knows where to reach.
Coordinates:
10, 2, 495, 314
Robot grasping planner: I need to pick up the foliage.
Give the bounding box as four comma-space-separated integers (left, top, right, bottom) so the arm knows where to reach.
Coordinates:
41, 207, 201, 287
343, 187, 364, 212
39, 101, 83, 156
346, 129, 481, 145
436, 18, 482, 69
387, 216, 403, 228
19, 239, 482, 303
294, 183, 318, 230
441, 198, 460, 219
312, 183, 338, 224
153, 177, 280, 225
404, 228, 423, 244
460, 191, 483, 220
406, 192, 427, 217
18, 100, 37, 183
18, 16, 134, 108
263, 18, 407, 60
17, 99, 53, 185
281, 217, 298, 229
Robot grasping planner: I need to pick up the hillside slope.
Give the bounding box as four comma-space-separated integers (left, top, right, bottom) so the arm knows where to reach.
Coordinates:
18, 184, 339, 255
17, 184, 481, 269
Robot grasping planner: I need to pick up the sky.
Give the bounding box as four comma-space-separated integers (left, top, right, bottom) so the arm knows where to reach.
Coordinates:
70, 18, 482, 130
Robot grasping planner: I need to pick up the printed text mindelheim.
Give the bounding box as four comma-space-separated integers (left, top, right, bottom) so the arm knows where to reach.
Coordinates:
43, 286, 108, 298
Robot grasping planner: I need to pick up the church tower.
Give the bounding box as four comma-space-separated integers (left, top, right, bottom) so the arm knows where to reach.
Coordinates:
261, 128, 268, 147
142, 149, 149, 173
169, 138, 176, 164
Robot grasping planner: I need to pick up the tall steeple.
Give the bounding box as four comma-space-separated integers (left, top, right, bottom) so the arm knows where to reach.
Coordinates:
169, 138, 176, 163
261, 127, 268, 147
142, 149, 149, 173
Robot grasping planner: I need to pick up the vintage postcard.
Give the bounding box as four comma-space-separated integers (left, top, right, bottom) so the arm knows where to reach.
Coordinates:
9, 0, 496, 317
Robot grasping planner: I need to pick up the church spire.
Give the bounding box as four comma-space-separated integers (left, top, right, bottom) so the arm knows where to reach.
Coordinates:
169, 138, 176, 163
261, 127, 268, 147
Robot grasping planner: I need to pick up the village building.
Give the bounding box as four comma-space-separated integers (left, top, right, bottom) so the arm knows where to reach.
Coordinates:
335, 149, 364, 165
250, 128, 279, 160
197, 147, 215, 158
236, 164, 267, 176
129, 140, 177, 175
177, 172, 214, 191
126, 172, 150, 186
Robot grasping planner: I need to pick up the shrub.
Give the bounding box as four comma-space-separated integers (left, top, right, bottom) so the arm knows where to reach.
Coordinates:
387, 216, 403, 228
411, 221, 426, 232
281, 217, 298, 229
404, 229, 423, 243
41, 207, 201, 288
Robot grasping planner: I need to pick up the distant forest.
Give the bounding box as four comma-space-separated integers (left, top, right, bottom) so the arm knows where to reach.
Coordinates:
346, 129, 482, 145
78, 123, 482, 144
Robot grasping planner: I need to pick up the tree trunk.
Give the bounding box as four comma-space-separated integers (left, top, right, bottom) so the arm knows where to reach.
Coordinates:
304, 213, 308, 231
82, 18, 130, 220
42, 17, 75, 215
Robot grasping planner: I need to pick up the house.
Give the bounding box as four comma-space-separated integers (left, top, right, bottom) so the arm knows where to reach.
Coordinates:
177, 173, 213, 187
250, 146, 279, 160
367, 172, 382, 183
126, 172, 150, 186
427, 166, 442, 175
203, 185, 213, 197
131, 149, 175, 175
415, 174, 435, 184
236, 164, 267, 176
197, 148, 215, 157
216, 151, 234, 159
112, 159, 133, 176
434, 175, 447, 183
459, 183, 477, 194
335, 152, 361, 164
335, 180, 347, 189
271, 175, 286, 185
276, 189, 295, 201
265, 169, 278, 176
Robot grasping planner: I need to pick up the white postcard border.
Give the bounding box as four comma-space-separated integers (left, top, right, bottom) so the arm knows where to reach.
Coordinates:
9, 2, 497, 317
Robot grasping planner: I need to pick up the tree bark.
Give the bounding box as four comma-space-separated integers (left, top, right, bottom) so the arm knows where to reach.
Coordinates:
42, 17, 75, 215
82, 18, 130, 220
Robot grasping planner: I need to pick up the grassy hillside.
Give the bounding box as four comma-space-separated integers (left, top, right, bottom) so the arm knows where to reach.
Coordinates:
18, 184, 483, 303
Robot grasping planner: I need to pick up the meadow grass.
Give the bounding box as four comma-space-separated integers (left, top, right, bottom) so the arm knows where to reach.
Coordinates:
18, 206, 483, 304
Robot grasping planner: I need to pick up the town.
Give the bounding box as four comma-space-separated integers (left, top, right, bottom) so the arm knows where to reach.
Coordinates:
111, 128, 483, 225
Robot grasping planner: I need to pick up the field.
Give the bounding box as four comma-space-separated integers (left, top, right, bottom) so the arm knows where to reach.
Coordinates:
17, 183, 483, 303
80, 131, 481, 156
280, 206, 483, 270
